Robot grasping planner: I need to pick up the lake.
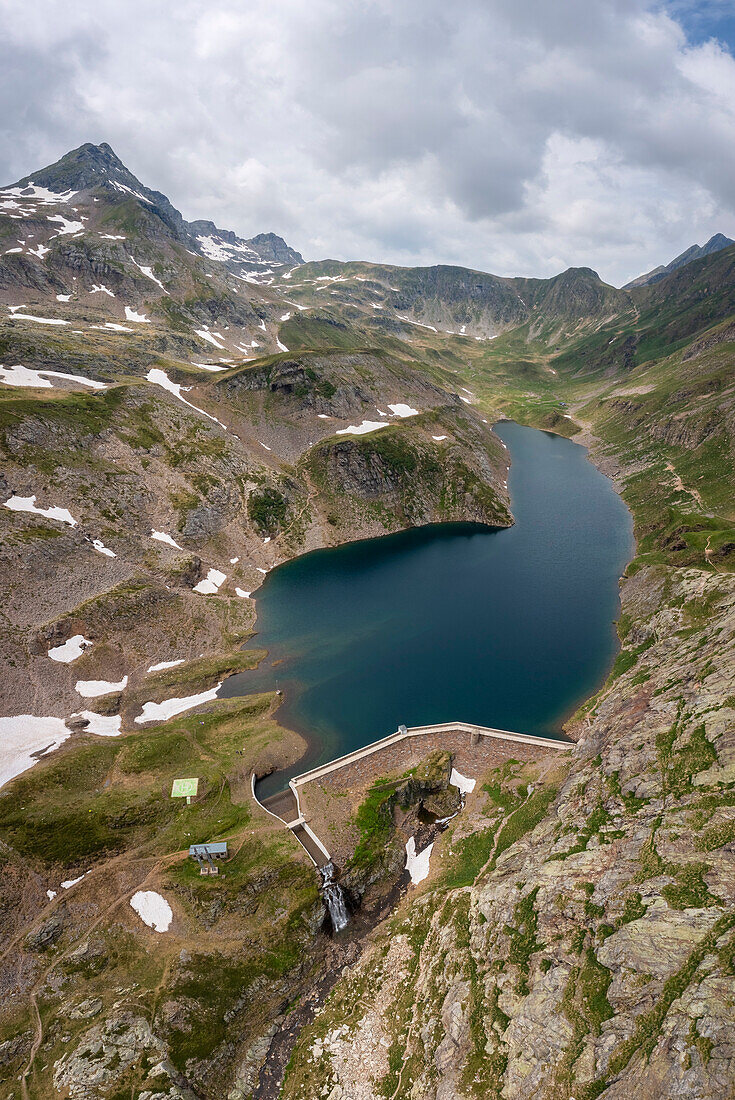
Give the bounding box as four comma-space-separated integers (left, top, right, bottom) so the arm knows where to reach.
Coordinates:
220, 421, 634, 796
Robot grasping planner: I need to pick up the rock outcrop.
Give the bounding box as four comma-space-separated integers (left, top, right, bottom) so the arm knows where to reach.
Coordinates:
279, 565, 735, 1100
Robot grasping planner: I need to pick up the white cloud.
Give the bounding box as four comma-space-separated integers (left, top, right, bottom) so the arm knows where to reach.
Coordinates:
1, 0, 734, 285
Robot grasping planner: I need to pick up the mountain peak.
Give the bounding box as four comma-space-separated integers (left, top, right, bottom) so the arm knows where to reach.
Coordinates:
624, 232, 734, 288
9, 141, 133, 194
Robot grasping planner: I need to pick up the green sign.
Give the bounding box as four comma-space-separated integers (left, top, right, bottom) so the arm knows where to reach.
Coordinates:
171, 777, 199, 798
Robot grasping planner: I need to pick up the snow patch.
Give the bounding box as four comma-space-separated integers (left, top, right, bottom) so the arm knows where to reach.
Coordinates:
9, 311, 69, 326
92, 538, 116, 558
146, 368, 226, 428
130, 890, 172, 932
0, 715, 70, 789
0, 364, 106, 389
150, 530, 182, 549
450, 768, 476, 794
90, 284, 115, 297
388, 403, 418, 418
111, 181, 152, 203
75, 676, 128, 698
47, 214, 84, 235
405, 837, 433, 884
131, 258, 168, 293
235, 588, 251, 598
147, 659, 186, 673
48, 635, 93, 663
61, 874, 87, 890
73, 711, 122, 736
196, 234, 259, 264
134, 682, 223, 725
1, 182, 77, 204
124, 306, 150, 323
195, 327, 226, 350
3, 494, 77, 526
397, 315, 437, 333
192, 568, 226, 595
336, 420, 389, 436
432, 435, 448, 441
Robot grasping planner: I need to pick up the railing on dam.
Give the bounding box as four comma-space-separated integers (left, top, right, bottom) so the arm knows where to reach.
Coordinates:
251, 721, 573, 867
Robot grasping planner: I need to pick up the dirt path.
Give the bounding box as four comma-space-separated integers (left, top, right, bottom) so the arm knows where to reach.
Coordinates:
666, 459, 704, 508
18, 845, 189, 1097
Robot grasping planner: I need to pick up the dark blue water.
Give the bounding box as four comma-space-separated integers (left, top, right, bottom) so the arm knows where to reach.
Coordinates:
221, 422, 633, 795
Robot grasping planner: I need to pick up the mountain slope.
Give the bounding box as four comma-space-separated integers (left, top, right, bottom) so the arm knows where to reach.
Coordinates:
624, 232, 734, 288
0, 142, 734, 1100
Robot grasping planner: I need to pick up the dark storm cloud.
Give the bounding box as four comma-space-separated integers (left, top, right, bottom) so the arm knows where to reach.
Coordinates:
1, 0, 734, 285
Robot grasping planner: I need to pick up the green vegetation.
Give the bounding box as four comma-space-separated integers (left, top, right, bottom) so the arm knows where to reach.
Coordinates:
657, 709, 717, 796
437, 826, 498, 890
491, 785, 558, 868
0, 695, 281, 866
132, 648, 263, 700
165, 854, 317, 1067
661, 862, 721, 910
248, 485, 289, 535
346, 777, 403, 872
548, 799, 613, 862
505, 887, 541, 995
578, 911, 735, 1099
618, 892, 646, 925
696, 819, 735, 852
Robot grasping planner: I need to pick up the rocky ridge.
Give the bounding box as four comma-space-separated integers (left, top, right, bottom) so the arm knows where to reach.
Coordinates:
279, 563, 735, 1100
0, 140, 734, 1100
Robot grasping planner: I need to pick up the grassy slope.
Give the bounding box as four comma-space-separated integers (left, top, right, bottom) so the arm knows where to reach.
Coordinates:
1, 239, 734, 1098
0, 694, 319, 1096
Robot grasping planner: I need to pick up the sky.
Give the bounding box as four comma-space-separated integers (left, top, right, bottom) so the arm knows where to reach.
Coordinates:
1, 0, 734, 287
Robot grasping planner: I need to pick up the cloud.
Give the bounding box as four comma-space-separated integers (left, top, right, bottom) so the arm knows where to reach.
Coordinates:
1, 0, 734, 285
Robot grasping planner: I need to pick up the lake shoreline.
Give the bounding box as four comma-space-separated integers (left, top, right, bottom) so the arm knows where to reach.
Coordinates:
224, 421, 634, 798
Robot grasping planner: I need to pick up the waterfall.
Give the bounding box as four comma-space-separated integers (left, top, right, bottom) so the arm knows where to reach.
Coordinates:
319, 862, 349, 933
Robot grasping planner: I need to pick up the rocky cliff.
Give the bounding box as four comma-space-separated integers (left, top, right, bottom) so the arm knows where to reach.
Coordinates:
278, 563, 735, 1100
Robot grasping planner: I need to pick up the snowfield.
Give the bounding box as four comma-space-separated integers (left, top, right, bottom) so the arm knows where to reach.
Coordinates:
130, 890, 173, 932
405, 836, 433, 884
193, 568, 226, 595
3, 494, 77, 526
47, 635, 93, 663
0, 715, 70, 789
336, 420, 389, 436
134, 682, 223, 725
75, 676, 128, 698
0, 364, 106, 389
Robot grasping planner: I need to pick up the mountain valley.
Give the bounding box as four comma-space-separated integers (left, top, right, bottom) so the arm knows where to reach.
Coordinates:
0, 143, 733, 1100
